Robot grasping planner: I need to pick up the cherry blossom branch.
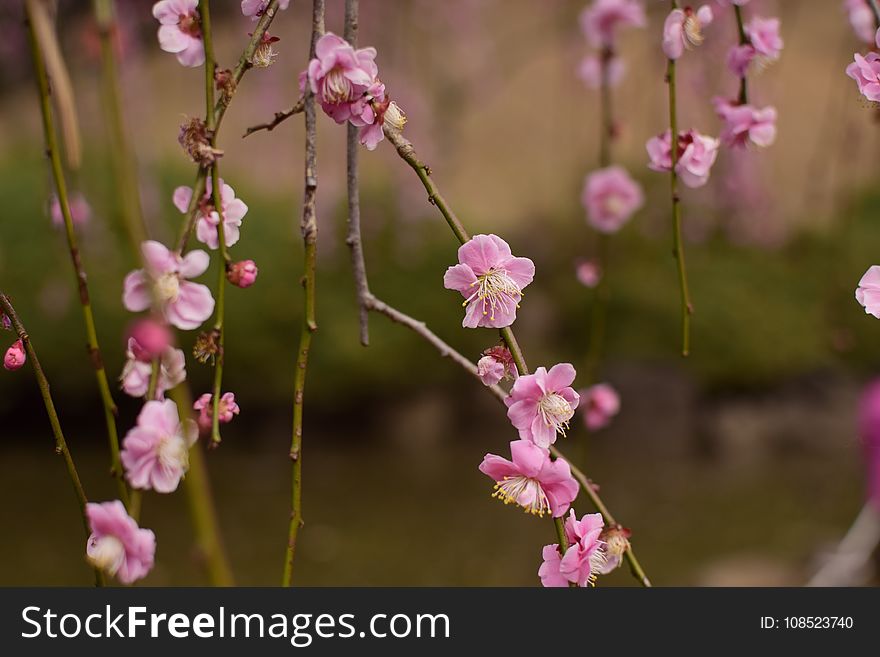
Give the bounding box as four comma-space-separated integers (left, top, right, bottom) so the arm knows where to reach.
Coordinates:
665, 0, 693, 358
243, 98, 304, 137
25, 0, 128, 506
282, 0, 324, 587
733, 5, 749, 104
0, 292, 104, 586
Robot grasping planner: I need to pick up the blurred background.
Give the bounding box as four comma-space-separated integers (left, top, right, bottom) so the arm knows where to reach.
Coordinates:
2, 0, 880, 586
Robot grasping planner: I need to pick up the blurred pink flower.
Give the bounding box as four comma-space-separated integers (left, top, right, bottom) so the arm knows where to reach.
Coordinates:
227, 259, 259, 288
3, 339, 25, 371
121, 399, 197, 493
86, 500, 156, 584
575, 259, 602, 288
712, 97, 777, 148
559, 510, 606, 587
443, 234, 535, 329
173, 179, 248, 251
123, 241, 215, 331
662, 5, 713, 60
50, 193, 91, 229
479, 440, 579, 518
505, 364, 579, 448
152, 0, 204, 68
581, 383, 620, 431
306, 33, 382, 125
844, 0, 876, 43
647, 128, 720, 188
726, 43, 756, 77
194, 392, 240, 432
120, 337, 186, 399
858, 379, 880, 508
577, 54, 625, 89
579, 0, 646, 49
856, 265, 880, 318
127, 319, 173, 360
846, 52, 880, 102
582, 166, 643, 233
241, 0, 290, 20
745, 16, 783, 60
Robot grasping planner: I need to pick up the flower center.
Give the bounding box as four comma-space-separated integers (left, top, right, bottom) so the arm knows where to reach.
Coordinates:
178, 13, 201, 38
157, 434, 188, 471
324, 68, 353, 104
492, 475, 550, 517
539, 392, 574, 436
465, 268, 522, 321
155, 272, 180, 303
602, 194, 626, 217
684, 14, 704, 47
87, 535, 125, 575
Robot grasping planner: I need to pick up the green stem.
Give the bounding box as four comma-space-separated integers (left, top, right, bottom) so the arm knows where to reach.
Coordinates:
25, 1, 128, 506
733, 5, 749, 104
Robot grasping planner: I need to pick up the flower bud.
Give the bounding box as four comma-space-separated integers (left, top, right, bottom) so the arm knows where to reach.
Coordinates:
4, 339, 26, 371
227, 260, 258, 288
1, 313, 10, 331
382, 100, 407, 132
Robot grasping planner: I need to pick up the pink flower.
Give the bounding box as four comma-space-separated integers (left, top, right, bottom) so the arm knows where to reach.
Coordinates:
121, 399, 198, 493
152, 0, 204, 68
443, 234, 535, 329
538, 545, 568, 587
127, 318, 173, 360
856, 265, 880, 318
646, 128, 720, 188
745, 16, 783, 61
559, 510, 606, 586
241, 0, 290, 20
50, 193, 91, 229
712, 98, 777, 148
726, 44, 756, 77
579, 0, 646, 49
581, 383, 620, 430
86, 500, 156, 584
120, 338, 186, 399
858, 379, 880, 508
355, 97, 406, 151
844, 0, 876, 43
479, 440, 579, 518
4, 339, 25, 371
505, 363, 579, 448
847, 52, 880, 103
477, 346, 518, 386
227, 260, 259, 288
123, 241, 215, 331
582, 166, 644, 233
306, 33, 382, 125
193, 392, 240, 431
577, 54, 625, 89
662, 5, 713, 60
576, 259, 602, 288
172, 179, 248, 251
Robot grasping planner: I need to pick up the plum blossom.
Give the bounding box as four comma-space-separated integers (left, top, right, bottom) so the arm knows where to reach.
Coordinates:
579, 0, 646, 49
596, 525, 632, 574
646, 128, 720, 188
477, 346, 518, 386
50, 193, 91, 229
86, 500, 156, 584
578, 54, 625, 89
745, 16, 783, 61
355, 96, 406, 151
844, 0, 876, 43
443, 234, 535, 329
726, 44, 756, 78
581, 383, 620, 431
172, 179, 248, 250
152, 0, 204, 67
856, 265, 880, 318
847, 52, 880, 103
4, 339, 25, 371
123, 241, 214, 331
306, 33, 382, 125
227, 260, 259, 288
127, 318, 173, 360
479, 440, 579, 518
712, 98, 777, 148
194, 392, 240, 432
538, 544, 568, 587
121, 399, 198, 493
505, 364, 579, 448
539, 510, 607, 587
662, 5, 713, 60
120, 337, 186, 399
241, 0, 290, 20
576, 259, 602, 288
582, 166, 644, 233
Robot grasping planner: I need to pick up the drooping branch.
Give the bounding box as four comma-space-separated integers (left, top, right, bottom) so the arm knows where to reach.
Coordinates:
243, 98, 304, 137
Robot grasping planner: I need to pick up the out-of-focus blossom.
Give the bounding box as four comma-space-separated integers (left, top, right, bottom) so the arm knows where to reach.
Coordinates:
712, 97, 777, 148
4, 339, 25, 371
578, 54, 625, 89
86, 500, 156, 584
193, 392, 240, 432
123, 241, 215, 331
580, 383, 620, 431
443, 234, 535, 329
173, 179, 248, 251
127, 319, 173, 361
745, 16, 783, 61
844, 0, 876, 43
582, 166, 644, 233
646, 128, 720, 188
120, 337, 186, 399
479, 440, 579, 518
50, 193, 91, 229
241, 0, 290, 20
579, 0, 646, 49
662, 5, 714, 60
726, 43, 756, 77
476, 345, 518, 387
1, 314, 10, 331
575, 259, 603, 288
847, 52, 880, 103
858, 379, 880, 508
152, 0, 204, 67
227, 260, 259, 288
505, 364, 579, 448
856, 265, 880, 318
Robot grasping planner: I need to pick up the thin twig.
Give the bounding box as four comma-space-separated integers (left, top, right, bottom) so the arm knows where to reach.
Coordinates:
25, 0, 128, 506
869, 0, 880, 29
282, 0, 324, 588
243, 98, 304, 137
733, 5, 749, 104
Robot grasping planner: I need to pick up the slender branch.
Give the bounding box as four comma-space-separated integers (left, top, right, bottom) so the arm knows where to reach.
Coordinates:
25, 0, 128, 506
283, 0, 324, 587
733, 5, 749, 104
243, 99, 304, 138
598, 46, 614, 168
0, 293, 103, 586
869, 0, 880, 29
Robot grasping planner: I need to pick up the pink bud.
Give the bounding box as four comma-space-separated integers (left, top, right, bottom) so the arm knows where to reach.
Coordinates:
126, 319, 173, 360
227, 260, 258, 288
1, 313, 10, 331
4, 339, 26, 371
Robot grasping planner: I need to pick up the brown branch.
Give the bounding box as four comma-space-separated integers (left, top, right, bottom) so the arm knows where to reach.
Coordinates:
243, 98, 304, 138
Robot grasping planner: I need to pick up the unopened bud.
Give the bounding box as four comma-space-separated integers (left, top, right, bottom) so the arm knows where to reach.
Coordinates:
4, 339, 26, 371
227, 260, 258, 288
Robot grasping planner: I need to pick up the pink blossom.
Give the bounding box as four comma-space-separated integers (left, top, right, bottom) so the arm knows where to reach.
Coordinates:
581, 383, 620, 431
479, 440, 579, 518
856, 265, 880, 318
505, 363, 579, 448
4, 339, 25, 371
476, 346, 518, 386
241, 0, 290, 20
123, 241, 215, 331
127, 318, 173, 360
538, 544, 568, 587
596, 525, 631, 574
745, 16, 783, 61
662, 5, 714, 60
726, 44, 756, 77
306, 33, 383, 125
50, 193, 91, 229
579, 0, 646, 49
86, 500, 156, 584
120, 338, 186, 399
227, 260, 259, 288
858, 379, 880, 508
152, 0, 204, 68
121, 399, 198, 493
582, 166, 644, 233
443, 234, 535, 329
172, 179, 248, 251
712, 97, 777, 148
846, 52, 880, 103
576, 259, 602, 288
577, 54, 625, 89
844, 0, 876, 43
193, 392, 240, 432
559, 510, 606, 587
646, 128, 720, 188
